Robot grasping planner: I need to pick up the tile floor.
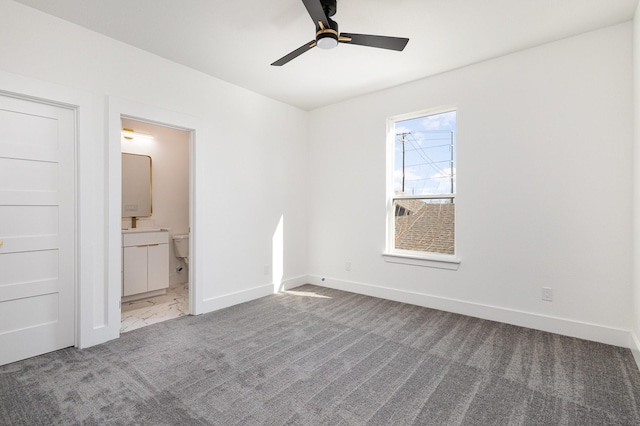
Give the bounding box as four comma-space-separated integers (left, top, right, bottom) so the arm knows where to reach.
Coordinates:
120, 282, 189, 333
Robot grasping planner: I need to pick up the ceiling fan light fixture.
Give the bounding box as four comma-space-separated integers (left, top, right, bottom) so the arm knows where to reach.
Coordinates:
316, 17, 339, 50
317, 34, 338, 49
270, 0, 409, 66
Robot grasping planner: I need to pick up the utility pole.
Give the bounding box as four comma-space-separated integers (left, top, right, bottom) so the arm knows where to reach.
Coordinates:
449, 130, 454, 199
397, 132, 410, 193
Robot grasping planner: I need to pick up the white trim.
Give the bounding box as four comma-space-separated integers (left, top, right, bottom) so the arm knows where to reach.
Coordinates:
394, 194, 456, 201
309, 275, 631, 348
382, 252, 461, 270
630, 332, 640, 371
386, 106, 458, 263
107, 96, 202, 342
198, 276, 309, 315
0, 70, 98, 349
388, 104, 458, 123
188, 127, 198, 314
281, 275, 310, 291
201, 284, 273, 312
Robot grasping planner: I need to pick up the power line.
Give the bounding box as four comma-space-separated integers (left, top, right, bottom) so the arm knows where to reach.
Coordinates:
396, 130, 455, 194
407, 133, 447, 178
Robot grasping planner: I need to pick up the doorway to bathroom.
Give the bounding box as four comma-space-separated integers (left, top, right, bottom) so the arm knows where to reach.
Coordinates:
119, 118, 191, 333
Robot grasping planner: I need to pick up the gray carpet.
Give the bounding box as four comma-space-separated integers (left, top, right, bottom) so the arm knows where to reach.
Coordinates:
1, 284, 640, 425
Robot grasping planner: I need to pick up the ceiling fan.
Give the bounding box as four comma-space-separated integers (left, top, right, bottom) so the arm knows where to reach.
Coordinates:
271, 0, 409, 66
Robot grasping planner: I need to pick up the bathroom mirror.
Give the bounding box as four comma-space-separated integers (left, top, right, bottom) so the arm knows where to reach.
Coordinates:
122, 153, 152, 218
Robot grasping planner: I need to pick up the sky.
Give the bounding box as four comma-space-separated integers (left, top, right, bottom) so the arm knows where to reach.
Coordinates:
394, 110, 456, 196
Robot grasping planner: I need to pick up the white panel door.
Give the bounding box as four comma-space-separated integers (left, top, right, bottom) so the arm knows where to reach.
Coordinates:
0, 93, 75, 366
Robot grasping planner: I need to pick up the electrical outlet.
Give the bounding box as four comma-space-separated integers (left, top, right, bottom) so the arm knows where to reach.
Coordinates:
345, 261, 351, 272
264, 265, 270, 276
541, 287, 553, 302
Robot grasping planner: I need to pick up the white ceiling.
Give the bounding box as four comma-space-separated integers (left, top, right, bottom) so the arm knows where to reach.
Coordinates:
14, 0, 639, 110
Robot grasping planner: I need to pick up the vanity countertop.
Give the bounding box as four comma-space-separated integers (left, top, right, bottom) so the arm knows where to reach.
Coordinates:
121, 228, 169, 234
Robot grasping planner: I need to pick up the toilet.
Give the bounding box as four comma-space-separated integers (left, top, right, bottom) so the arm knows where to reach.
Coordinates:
172, 234, 189, 269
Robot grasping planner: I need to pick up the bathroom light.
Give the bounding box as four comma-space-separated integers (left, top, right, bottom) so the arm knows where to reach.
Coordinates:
122, 128, 154, 140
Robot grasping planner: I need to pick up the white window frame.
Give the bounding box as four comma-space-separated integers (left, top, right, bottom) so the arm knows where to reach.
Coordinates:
383, 106, 461, 270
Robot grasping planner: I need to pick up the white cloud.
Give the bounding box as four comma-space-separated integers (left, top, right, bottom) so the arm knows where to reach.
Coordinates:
393, 167, 423, 192
420, 111, 456, 132
395, 124, 412, 134
430, 167, 456, 194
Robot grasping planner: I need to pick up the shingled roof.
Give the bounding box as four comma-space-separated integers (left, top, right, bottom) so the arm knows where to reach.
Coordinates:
395, 200, 455, 254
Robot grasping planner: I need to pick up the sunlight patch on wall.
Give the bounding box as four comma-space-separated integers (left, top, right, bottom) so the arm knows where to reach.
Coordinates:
272, 215, 284, 292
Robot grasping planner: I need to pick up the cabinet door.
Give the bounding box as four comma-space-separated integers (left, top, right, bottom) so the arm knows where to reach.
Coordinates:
123, 246, 148, 296
147, 243, 169, 291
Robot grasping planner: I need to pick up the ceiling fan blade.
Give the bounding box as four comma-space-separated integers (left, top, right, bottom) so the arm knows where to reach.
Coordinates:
271, 41, 317, 66
301, 0, 329, 29
339, 33, 409, 51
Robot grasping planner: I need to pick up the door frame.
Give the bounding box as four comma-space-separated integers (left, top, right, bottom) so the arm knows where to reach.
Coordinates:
107, 97, 202, 339
0, 70, 97, 350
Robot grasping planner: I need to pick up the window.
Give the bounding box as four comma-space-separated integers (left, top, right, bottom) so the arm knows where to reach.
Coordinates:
385, 108, 459, 267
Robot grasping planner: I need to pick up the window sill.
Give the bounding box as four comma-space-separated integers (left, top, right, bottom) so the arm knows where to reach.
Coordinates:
382, 251, 461, 270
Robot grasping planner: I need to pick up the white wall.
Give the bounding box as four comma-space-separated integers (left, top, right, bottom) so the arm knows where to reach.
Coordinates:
632, 2, 640, 363
308, 23, 634, 346
121, 118, 190, 286
0, 1, 308, 346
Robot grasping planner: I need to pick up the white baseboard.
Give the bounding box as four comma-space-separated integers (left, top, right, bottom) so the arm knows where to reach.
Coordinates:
630, 332, 640, 371
201, 284, 273, 313
191, 275, 634, 351
279, 275, 309, 291
199, 275, 310, 314
79, 324, 119, 349
308, 275, 631, 348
